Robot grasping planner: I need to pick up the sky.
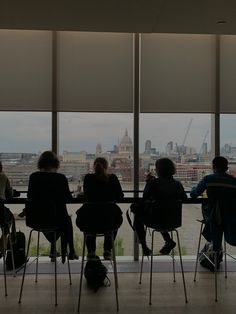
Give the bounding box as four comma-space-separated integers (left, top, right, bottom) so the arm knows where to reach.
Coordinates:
0, 112, 235, 154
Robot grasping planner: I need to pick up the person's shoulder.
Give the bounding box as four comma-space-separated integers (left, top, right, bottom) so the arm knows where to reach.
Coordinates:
84, 173, 94, 181
29, 171, 41, 178
109, 173, 118, 179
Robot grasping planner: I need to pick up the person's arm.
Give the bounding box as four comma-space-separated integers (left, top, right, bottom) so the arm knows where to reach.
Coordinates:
62, 175, 73, 201
143, 179, 155, 200
83, 175, 91, 201
27, 174, 34, 200
190, 176, 207, 198
5, 177, 13, 200
112, 175, 124, 201
177, 181, 188, 201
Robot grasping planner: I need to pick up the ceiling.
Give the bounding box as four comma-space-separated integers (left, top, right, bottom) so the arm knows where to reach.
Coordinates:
1, 0, 236, 34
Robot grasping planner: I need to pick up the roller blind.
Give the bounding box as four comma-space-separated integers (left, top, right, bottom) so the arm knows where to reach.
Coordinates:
140, 34, 216, 113
57, 32, 133, 112
220, 35, 236, 113
0, 30, 52, 111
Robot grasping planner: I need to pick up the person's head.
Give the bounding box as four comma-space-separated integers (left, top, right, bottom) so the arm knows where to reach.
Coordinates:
212, 156, 228, 172
93, 157, 108, 177
37, 151, 60, 171
0, 161, 2, 172
155, 158, 176, 178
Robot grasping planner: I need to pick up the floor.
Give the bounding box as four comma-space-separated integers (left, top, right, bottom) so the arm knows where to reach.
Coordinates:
1, 259, 236, 313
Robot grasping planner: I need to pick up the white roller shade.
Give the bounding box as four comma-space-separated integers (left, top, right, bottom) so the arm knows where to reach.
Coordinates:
220, 35, 236, 113
140, 34, 215, 113
57, 32, 133, 112
0, 30, 52, 111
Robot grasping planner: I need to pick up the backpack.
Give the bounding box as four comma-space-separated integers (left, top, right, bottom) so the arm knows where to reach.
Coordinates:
84, 256, 110, 292
6, 231, 26, 270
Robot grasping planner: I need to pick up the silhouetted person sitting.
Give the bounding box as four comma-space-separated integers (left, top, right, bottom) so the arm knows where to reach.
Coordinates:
0, 161, 14, 257
133, 158, 187, 256
26, 151, 78, 262
191, 156, 236, 267
76, 157, 123, 260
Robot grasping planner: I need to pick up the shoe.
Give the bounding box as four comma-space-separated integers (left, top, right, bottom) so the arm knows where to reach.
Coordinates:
159, 240, 176, 255
18, 211, 25, 218
68, 252, 79, 260
103, 250, 112, 260
142, 245, 152, 256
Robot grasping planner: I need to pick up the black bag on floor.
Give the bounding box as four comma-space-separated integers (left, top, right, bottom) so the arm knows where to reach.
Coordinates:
84, 256, 110, 292
6, 231, 26, 270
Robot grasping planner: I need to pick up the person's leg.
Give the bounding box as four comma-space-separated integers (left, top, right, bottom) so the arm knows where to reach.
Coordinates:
66, 216, 78, 259
159, 232, 176, 255
133, 215, 152, 255
103, 230, 118, 260
85, 235, 96, 256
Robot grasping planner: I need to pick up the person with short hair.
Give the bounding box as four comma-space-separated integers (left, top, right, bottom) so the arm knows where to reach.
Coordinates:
27, 151, 78, 262
191, 156, 236, 254
133, 158, 187, 256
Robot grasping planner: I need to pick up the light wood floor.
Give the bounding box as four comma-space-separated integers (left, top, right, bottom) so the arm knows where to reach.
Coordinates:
1, 271, 236, 313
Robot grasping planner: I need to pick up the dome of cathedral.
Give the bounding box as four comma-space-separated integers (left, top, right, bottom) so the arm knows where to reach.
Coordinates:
120, 129, 132, 145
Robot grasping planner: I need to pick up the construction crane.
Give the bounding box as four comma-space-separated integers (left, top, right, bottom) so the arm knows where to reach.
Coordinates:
182, 118, 193, 147
199, 130, 209, 158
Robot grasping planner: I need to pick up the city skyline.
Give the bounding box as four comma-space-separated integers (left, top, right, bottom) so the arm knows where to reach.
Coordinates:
0, 112, 236, 154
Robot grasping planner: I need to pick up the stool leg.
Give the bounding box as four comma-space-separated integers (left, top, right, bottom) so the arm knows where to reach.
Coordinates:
149, 230, 155, 306
78, 233, 86, 313
35, 231, 40, 283
175, 229, 188, 303
111, 233, 119, 311
2, 226, 7, 296
171, 231, 176, 283
194, 222, 204, 282
214, 251, 218, 302
53, 232, 58, 306
67, 252, 72, 285
224, 239, 227, 279
19, 229, 33, 303
139, 252, 144, 284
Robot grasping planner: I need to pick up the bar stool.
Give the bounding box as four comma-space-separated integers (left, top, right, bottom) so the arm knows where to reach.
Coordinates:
0, 200, 16, 297
193, 219, 236, 302
138, 199, 188, 305
18, 200, 72, 306
18, 226, 72, 306
78, 230, 118, 312
0, 224, 16, 296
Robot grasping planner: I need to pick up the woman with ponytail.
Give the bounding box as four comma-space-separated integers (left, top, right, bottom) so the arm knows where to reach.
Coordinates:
76, 157, 123, 260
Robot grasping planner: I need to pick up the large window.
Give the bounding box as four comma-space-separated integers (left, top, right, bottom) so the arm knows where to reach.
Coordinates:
139, 113, 212, 191
0, 112, 51, 188
2, 31, 236, 257
59, 112, 133, 256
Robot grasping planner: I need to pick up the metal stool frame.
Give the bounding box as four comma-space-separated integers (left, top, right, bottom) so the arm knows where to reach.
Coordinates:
0, 224, 16, 296
139, 228, 188, 305
78, 230, 119, 312
18, 228, 72, 306
194, 219, 236, 302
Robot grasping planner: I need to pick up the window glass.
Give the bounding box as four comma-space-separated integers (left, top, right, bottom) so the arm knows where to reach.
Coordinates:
59, 112, 133, 256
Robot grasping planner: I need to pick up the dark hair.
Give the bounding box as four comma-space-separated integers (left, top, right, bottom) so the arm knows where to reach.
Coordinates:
94, 157, 108, 177
212, 156, 228, 171
155, 158, 176, 178
37, 151, 60, 170
0, 161, 2, 172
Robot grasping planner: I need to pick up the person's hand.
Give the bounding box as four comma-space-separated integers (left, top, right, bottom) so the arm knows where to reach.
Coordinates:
145, 172, 155, 182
